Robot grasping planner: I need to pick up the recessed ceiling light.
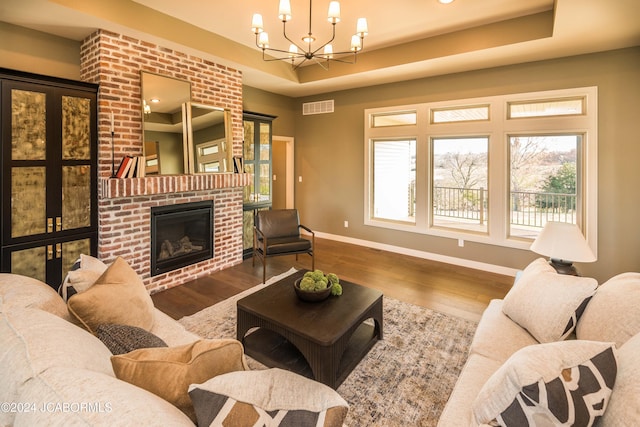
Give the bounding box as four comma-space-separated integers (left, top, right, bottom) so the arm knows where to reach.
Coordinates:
150, 98, 160, 103
438, 0, 454, 4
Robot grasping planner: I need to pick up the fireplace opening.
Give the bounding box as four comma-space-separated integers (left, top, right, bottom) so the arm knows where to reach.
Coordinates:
151, 201, 214, 276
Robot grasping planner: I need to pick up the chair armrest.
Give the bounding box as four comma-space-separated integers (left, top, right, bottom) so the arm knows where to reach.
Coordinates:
253, 226, 268, 250
299, 224, 314, 235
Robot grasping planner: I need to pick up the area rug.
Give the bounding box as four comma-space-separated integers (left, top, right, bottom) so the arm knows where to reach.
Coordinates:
178, 269, 478, 427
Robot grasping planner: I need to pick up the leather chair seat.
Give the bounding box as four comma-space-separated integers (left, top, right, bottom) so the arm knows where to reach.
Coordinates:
259, 237, 312, 255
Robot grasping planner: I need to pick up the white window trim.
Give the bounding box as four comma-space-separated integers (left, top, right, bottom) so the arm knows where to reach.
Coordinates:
364, 87, 598, 257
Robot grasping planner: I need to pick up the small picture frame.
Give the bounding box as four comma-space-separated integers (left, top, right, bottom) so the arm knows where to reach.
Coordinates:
233, 156, 244, 173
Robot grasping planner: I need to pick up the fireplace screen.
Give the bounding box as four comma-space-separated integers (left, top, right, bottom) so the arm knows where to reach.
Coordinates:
151, 201, 213, 276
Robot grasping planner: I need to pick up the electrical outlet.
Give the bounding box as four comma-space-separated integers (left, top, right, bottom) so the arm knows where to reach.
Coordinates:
298, 176, 303, 182
272, 174, 276, 181
344, 220, 349, 228
458, 239, 464, 247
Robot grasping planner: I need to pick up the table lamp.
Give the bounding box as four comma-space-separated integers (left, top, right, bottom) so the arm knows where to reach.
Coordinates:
529, 221, 596, 276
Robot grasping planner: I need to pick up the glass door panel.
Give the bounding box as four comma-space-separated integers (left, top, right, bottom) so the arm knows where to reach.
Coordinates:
243, 121, 255, 161
61, 238, 91, 282
62, 165, 91, 230
11, 89, 47, 160
258, 163, 271, 202
11, 167, 47, 237
259, 123, 270, 160
11, 246, 47, 282
62, 95, 91, 160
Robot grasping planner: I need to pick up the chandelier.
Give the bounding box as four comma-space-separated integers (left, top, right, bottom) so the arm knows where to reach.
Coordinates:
251, 0, 368, 70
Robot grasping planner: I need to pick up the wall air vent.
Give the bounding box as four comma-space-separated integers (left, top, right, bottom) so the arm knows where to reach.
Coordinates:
302, 100, 334, 115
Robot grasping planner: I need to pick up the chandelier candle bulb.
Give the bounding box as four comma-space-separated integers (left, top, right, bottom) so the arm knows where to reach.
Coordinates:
328, 1, 341, 23
251, 14, 264, 33
288, 44, 298, 57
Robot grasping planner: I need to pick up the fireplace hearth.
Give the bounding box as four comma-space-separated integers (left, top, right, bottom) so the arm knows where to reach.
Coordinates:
151, 201, 214, 276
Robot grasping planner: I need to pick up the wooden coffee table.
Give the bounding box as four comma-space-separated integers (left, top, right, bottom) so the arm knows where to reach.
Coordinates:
236, 270, 383, 389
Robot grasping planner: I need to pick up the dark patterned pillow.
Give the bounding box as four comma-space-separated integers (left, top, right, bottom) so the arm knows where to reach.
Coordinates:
473, 340, 617, 427
188, 368, 349, 427
96, 323, 167, 355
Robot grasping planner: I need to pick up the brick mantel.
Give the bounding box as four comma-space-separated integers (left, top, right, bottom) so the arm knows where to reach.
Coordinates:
100, 174, 251, 199
80, 30, 247, 293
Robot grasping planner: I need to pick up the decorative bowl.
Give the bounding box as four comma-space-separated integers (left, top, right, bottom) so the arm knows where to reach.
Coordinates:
294, 278, 333, 302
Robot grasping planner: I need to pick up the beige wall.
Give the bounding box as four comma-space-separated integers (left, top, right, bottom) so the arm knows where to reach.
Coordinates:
0, 22, 80, 80
3, 22, 638, 282
292, 47, 640, 282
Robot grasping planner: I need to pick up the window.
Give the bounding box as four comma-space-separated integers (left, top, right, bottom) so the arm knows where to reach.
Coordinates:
364, 87, 597, 254
432, 137, 488, 233
509, 134, 581, 239
372, 139, 416, 223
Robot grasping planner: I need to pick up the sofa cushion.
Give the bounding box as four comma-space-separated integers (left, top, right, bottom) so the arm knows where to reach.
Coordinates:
0, 305, 114, 427
469, 299, 539, 363
576, 272, 640, 348
189, 368, 349, 427
600, 332, 640, 426
472, 340, 617, 427
59, 254, 109, 301
502, 258, 597, 343
150, 308, 201, 347
14, 367, 194, 427
436, 353, 503, 427
0, 273, 69, 320
68, 257, 155, 334
96, 323, 168, 355
110, 339, 247, 422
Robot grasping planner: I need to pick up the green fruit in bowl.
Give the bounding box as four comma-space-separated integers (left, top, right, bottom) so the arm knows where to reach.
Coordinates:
301, 270, 342, 296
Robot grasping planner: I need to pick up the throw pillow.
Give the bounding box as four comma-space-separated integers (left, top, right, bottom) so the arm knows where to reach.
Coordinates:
189, 368, 349, 427
110, 339, 246, 422
96, 323, 168, 355
502, 258, 597, 343
600, 332, 640, 425
576, 272, 640, 348
67, 257, 155, 334
59, 254, 109, 301
472, 340, 617, 427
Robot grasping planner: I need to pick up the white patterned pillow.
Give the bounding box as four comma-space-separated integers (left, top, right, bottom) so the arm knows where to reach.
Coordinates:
188, 368, 349, 427
472, 340, 617, 427
502, 258, 597, 343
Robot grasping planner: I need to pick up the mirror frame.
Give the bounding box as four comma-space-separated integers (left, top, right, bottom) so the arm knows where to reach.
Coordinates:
184, 102, 233, 174
141, 71, 192, 175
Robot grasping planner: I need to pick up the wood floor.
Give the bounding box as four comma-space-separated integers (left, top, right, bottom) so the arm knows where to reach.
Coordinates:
152, 238, 515, 322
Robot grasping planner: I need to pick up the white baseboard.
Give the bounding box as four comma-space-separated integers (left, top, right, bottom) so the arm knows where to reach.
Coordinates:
315, 231, 519, 277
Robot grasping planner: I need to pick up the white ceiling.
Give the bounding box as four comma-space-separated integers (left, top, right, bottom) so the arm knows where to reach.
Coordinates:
1, 0, 639, 97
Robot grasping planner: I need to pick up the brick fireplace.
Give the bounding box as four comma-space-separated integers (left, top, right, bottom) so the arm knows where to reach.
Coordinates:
80, 30, 249, 293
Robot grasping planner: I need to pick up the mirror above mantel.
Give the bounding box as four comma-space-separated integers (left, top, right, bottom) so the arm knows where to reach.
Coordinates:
141, 72, 233, 175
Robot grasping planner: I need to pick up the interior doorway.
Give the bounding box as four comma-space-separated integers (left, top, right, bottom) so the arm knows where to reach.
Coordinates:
272, 136, 294, 209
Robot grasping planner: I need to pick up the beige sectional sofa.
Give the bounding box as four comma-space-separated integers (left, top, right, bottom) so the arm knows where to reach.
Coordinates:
438, 258, 640, 427
0, 257, 349, 427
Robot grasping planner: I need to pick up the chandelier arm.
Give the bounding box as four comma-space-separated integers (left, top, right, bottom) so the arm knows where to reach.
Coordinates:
261, 49, 306, 62
310, 23, 337, 57
281, 21, 307, 55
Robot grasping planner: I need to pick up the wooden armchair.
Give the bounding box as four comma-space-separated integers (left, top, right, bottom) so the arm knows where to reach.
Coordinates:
252, 209, 315, 283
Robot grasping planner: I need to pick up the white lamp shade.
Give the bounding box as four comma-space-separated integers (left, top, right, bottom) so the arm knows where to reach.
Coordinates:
251, 14, 264, 33
278, 0, 291, 21
356, 18, 368, 36
530, 222, 596, 263
328, 1, 341, 23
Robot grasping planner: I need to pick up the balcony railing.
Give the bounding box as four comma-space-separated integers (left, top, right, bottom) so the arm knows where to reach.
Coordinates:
431, 186, 576, 227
